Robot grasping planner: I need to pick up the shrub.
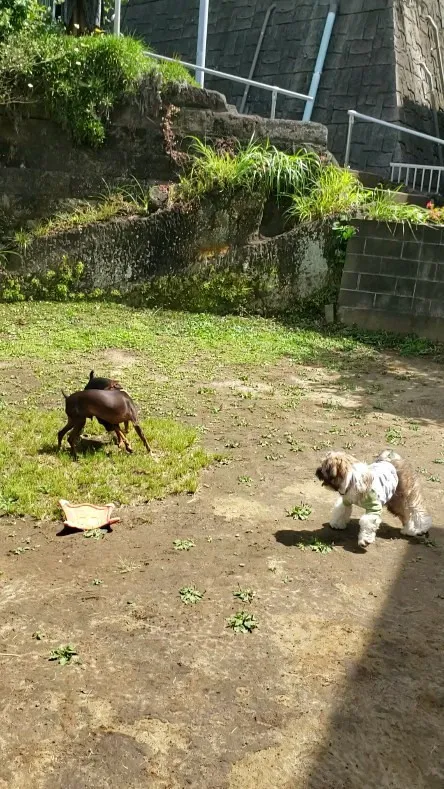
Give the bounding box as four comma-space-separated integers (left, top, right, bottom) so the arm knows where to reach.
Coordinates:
0, 14, 194, 146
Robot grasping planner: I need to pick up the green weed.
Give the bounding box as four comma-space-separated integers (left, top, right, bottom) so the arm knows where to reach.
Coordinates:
179, 586, 204, 604
287, 503, 312, 521
297, 537, 332, 554
48, 644, 77, 666
233, 587, 255, 603
226, 611, 258, 634
173, 539, 195, 551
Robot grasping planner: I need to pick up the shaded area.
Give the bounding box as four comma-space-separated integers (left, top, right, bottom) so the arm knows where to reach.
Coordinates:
303, 530, 444, 788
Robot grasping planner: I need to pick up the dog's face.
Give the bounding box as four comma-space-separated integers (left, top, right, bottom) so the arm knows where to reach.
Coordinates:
315, 451, 355, 494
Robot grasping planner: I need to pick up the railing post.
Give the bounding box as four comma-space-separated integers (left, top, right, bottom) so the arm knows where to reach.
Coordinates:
196, 0, 210, 88
344, 112, 355, 167
270, 90, 277, 119
114, 0, 121, 35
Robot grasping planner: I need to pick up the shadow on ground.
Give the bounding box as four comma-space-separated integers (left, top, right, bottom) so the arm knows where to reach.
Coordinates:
276, 522, 444, 787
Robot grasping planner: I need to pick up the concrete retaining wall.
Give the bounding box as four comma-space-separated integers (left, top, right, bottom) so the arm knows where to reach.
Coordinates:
338, 219, 444, 341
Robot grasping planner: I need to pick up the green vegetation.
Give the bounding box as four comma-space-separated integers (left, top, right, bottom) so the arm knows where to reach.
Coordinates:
286, 503, 312, 521
296, 537, 333, 554
179, 140, 435, 227
48, 644, 77, 665
179, 586, 205, 604
0, 1, 193, 146
177, 137, 319, 201
226, 611, 258, 633
15, 181, 155, 247
0, 408, 210, 519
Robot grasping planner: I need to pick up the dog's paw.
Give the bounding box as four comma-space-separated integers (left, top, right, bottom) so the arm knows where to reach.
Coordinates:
358, 532, 376, 548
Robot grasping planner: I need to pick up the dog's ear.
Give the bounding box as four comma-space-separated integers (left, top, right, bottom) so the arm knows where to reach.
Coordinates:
315, 468, 324, 481
89, 370, 94, 380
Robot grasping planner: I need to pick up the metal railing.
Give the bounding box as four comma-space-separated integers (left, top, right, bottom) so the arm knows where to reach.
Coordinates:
344, 109, 444, 168
146, 52, 312, 120
390, 162, 444, 194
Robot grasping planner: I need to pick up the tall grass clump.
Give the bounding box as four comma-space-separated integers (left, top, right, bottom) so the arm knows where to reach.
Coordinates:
177, 137, 320, 200
0, 3, 194, 146
288, 165, 365, 221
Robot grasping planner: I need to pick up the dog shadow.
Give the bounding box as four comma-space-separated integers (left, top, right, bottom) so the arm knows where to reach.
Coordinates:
275, 520, 403, 554
40, 436, 110, 457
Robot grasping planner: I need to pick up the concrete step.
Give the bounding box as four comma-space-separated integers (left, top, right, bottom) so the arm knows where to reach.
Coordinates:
351, 169, 430, 207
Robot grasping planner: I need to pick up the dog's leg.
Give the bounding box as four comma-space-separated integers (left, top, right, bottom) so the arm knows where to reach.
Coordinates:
133, 423, 151, 453
58, 419, 74, 450
67, 419, 86, 460
329, 497, 352, 529
115, 427, 133, 454
401, 510, 432, 537
358, 512, 381, 548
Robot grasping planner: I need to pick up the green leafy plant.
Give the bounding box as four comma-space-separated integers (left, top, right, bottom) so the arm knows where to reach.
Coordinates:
173, 538, 195, 551
226, 611, 258, 633
83, 528, 105, 540
48, 644, 77, 665
287, 503, 312, 520
179, 586, 204, 604
385, 426, 403, 445
296, 537, 332, 554
233, 586, 255, 603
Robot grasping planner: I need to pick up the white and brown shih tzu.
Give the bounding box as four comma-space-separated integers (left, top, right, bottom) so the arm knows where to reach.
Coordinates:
315, 449, 432, 548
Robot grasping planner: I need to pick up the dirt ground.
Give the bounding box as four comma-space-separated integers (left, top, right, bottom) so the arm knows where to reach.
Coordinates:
1, 347, 444, 788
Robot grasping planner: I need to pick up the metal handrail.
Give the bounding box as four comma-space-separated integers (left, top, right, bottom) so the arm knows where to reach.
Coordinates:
146, 51, 312, 120
344, 109, 444, 167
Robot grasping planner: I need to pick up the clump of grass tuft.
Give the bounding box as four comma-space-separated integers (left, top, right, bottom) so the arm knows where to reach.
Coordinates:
173, 539, 195, 551
177, 137, 319, 201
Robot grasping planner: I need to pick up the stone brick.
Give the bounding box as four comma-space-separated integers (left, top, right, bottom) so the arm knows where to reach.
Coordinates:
374, 294, 413, 312
339, 289, 375, 309
401, 241, 422, 261
359, 273, 396, 293
379, 258, 418, 278
341, 272, 360, 290
417, 261, 436, 281
345, 253, 381, 273
364, 237, 402, 258
346, 236, 366, 254
429, 301, 444, 318
412, 298, 431, 316
395, 277, 416, 296
415, 280, 444, 300
421, 243, 444, 264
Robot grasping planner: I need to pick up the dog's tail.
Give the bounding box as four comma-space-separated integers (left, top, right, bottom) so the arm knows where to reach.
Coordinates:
61, 389, 68, 400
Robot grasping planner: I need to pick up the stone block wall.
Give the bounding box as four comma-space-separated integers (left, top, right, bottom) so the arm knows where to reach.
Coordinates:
125, 0, 444, 175
338, 219, 444, 341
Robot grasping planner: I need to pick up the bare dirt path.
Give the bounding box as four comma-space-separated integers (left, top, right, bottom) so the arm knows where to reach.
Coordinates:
0, 351, 443, 788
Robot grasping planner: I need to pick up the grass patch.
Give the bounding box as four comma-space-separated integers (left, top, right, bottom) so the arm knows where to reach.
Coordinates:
15, 182, 154, 246
0, 408, 210, 519
0, 303, 443, 371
